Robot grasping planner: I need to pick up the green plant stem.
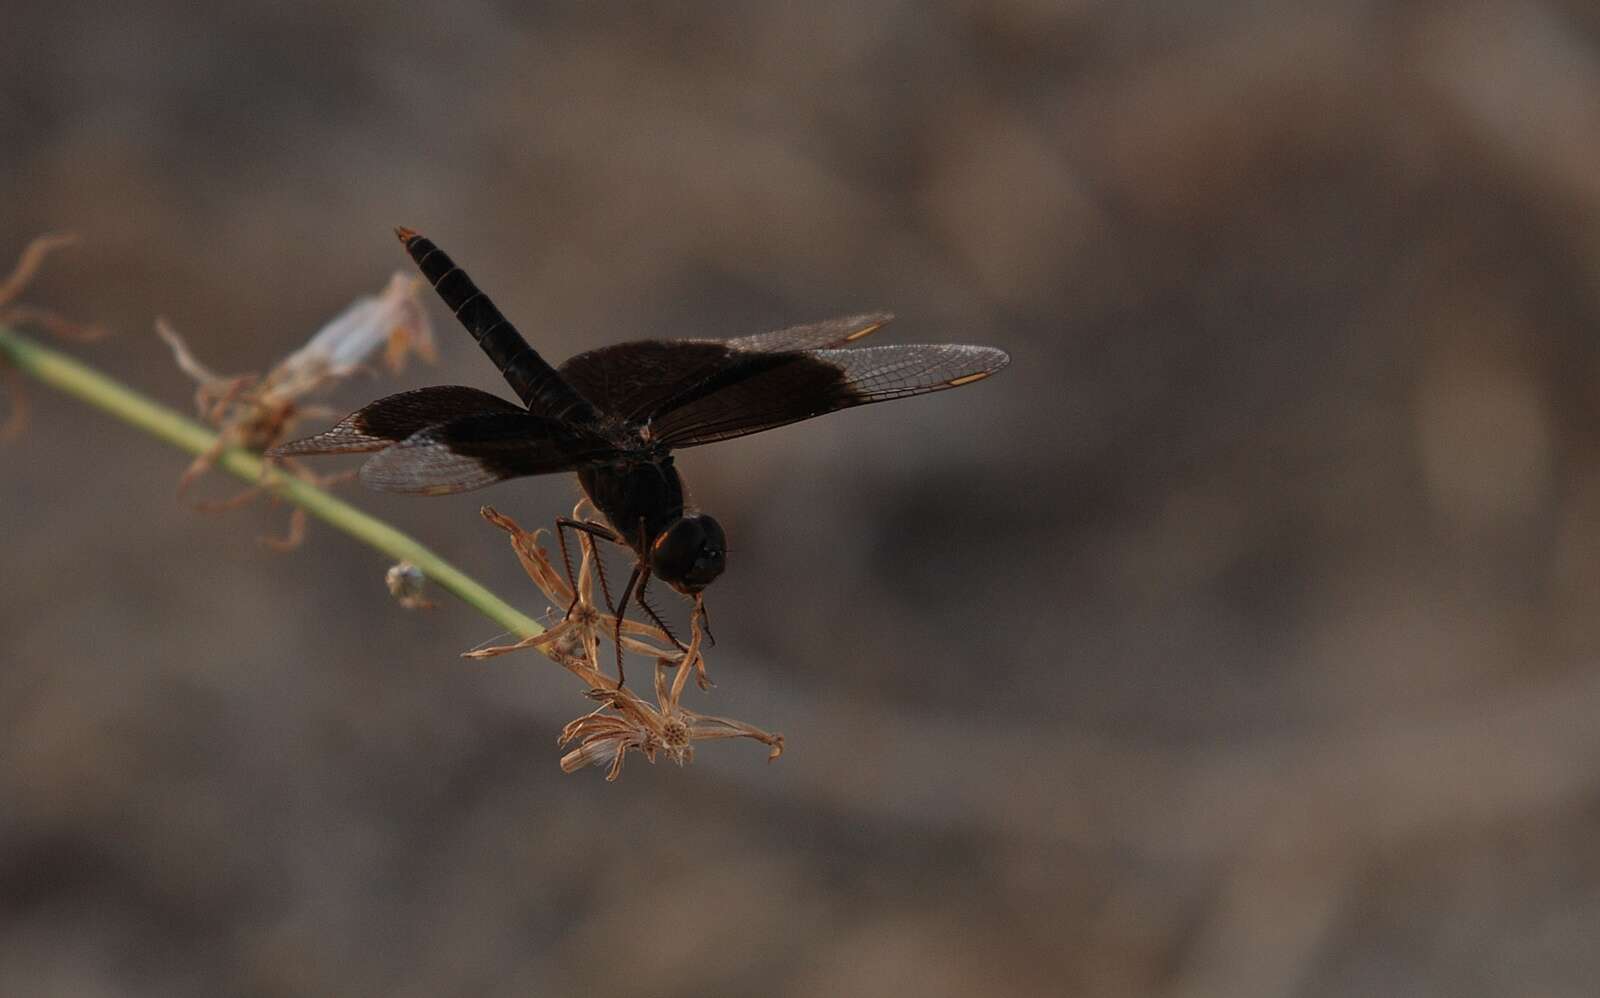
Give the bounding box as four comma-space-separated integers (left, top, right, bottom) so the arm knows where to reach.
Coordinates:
0, 324, 543, 639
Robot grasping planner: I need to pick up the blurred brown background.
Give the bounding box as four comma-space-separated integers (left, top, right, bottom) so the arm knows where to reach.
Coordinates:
5, 2, 1600, 995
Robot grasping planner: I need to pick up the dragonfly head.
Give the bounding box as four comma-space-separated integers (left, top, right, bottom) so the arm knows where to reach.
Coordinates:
652, 513, 726, 593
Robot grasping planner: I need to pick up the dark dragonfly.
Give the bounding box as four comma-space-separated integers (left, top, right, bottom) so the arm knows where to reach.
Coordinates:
274, 229, 1009, 667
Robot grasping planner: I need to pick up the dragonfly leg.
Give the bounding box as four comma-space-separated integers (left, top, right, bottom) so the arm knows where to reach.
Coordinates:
555, 515, 621, 617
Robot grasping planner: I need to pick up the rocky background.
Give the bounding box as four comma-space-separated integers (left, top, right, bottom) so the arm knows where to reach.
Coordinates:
5, 3, 1600, 995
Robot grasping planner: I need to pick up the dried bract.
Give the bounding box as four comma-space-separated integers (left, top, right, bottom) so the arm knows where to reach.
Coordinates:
266, 273, 436, 401
0, 234, 106, 342
1, 234, 105, 442
468, 505, 683, 673
0, 361, 26, 444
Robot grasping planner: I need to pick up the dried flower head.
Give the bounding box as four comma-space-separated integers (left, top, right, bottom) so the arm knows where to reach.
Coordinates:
157, 273, 435, 547
556, 659, 785, 781
471, 502, 782, 780
1, 234, 106, 441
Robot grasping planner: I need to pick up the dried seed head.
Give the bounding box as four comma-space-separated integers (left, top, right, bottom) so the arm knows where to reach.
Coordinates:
661, 716, 692, 753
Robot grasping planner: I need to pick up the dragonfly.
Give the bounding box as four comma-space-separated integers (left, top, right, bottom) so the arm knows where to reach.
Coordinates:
273, 228, 1010, 680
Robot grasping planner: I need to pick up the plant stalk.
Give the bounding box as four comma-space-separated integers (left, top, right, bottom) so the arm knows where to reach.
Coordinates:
0, 324, 544, 639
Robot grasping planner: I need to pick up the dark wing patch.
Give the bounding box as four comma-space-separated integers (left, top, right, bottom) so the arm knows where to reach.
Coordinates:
558, 340, 730, 424
358, 412, 620, 495
651, 344, 1010, 448
269, 386, 525, 456
557, 313, 893, 422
